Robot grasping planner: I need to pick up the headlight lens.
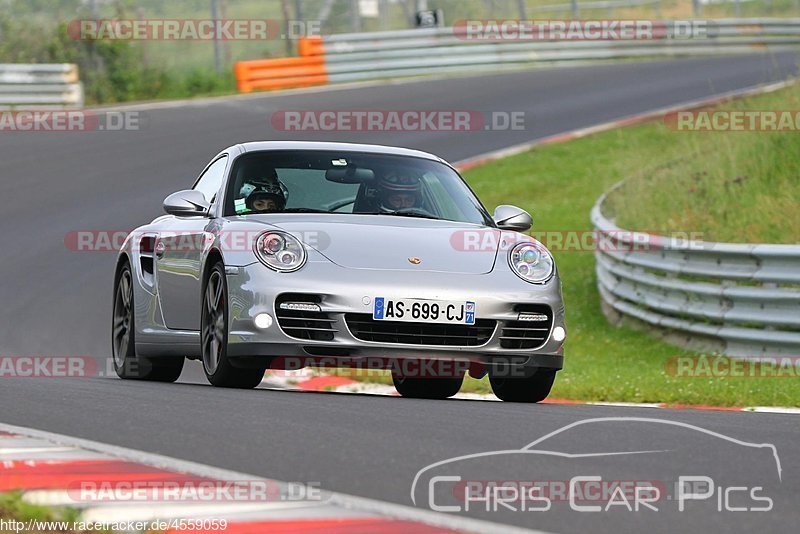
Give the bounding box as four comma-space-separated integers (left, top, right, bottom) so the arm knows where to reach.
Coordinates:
509, 241, 554, 283
254, 231, 306, 272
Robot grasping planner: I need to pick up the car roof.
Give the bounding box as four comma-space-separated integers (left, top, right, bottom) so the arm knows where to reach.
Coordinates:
235, 141, 447, 164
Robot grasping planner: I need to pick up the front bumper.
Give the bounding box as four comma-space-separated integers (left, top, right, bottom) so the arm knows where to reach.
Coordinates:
225, 259, 566, 370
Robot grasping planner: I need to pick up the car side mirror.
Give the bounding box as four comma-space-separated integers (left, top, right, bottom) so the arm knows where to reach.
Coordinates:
163, 190, 211, 217
493, 205, 532, 232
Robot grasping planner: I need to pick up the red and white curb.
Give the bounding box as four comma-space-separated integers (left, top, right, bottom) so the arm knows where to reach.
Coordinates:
262, 371, 800, 414
261, 370, 499, 401
0, 422, 539, 534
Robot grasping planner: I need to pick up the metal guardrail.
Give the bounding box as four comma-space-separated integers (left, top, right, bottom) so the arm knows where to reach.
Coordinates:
591, 185, 800, 358
0, 64, 84, 109
536, 0, 663, 12
320, 18, 800, 83
235, 18, 800, 92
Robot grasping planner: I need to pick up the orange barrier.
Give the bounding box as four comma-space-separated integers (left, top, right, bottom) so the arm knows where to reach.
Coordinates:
298, 36, 324, 57
234, 37, 327, 93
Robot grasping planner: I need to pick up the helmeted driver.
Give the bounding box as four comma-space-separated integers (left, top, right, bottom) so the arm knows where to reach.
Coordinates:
239, 167, 288, 213
377, 169, 422, 212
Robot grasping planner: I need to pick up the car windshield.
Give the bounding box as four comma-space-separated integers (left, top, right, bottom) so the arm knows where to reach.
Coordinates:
223, 150, 494, 226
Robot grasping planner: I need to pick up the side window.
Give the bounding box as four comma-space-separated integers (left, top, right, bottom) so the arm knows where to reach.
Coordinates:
193, 156, 228, 203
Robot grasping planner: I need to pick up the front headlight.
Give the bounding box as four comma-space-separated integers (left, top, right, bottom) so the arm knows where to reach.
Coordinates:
509, 241, 554, 284
254, 231, 307, 272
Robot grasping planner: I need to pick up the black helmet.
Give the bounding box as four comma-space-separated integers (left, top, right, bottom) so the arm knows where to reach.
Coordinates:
239, 165, 288, 212
245, 182, 286, 212
377, 169, 421, 212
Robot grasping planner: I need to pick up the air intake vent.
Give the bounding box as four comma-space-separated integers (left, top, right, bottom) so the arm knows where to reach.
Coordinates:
276, 294, 336, 341
499, 304, 553, 350
344, 314, 496, 346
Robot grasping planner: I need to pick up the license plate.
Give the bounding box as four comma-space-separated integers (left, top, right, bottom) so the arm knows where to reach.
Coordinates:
373, 297, 475, 325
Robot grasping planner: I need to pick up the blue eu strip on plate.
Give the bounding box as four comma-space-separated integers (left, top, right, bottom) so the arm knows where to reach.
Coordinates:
373, 297, 385, 319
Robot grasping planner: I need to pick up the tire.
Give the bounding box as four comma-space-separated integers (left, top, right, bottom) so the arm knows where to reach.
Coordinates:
202, 262, 265, 389
112, 263, 184, 382
489, 368, 556, 403
392, 369, 463, 400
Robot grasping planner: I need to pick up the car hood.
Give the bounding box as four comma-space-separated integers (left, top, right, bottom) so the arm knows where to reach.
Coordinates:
263, 214, 501, 274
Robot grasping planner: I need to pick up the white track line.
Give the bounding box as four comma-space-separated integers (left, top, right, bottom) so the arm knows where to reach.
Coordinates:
745, 407, 800, 414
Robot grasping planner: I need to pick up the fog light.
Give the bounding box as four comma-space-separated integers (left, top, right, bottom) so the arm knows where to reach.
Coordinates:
254, 313, 273, 329
552, 326, 566, 342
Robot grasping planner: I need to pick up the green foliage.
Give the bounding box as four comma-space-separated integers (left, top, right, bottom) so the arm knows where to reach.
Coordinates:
0, 14, 233, 104
0, 491, 59, 522
0, 490, 110, 533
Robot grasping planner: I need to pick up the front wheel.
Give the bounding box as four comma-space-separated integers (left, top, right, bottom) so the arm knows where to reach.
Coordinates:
202, 262, 265, 389
489, 368, 556, 403
392, 368, 463, 400
112, 263, 184, 382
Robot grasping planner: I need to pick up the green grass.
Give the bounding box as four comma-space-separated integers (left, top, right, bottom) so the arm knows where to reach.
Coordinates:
337, 82, 800, 406
0, 492, 58, 523
604, 83, 800, 244
0, 491, 87, 532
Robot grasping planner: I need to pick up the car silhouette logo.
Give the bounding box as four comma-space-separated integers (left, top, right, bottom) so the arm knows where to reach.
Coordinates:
408, 257, 421, 264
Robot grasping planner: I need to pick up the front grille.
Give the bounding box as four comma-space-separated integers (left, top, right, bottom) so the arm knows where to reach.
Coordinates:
275, 294, 336, 341
499, 304, 553, 349
344, 314, 496, 346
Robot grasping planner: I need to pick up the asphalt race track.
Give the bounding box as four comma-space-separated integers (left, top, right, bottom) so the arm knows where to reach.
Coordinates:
1, 53, 798, 533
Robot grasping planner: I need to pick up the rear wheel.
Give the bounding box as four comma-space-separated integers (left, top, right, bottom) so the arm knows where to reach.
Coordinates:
202, 262, 265, 389
112, 263, 184, 382
489, 368, 556, 403
392, 368, 463, 400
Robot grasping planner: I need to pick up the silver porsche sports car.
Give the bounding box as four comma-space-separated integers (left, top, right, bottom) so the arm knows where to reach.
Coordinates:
112, 141, 565, 402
